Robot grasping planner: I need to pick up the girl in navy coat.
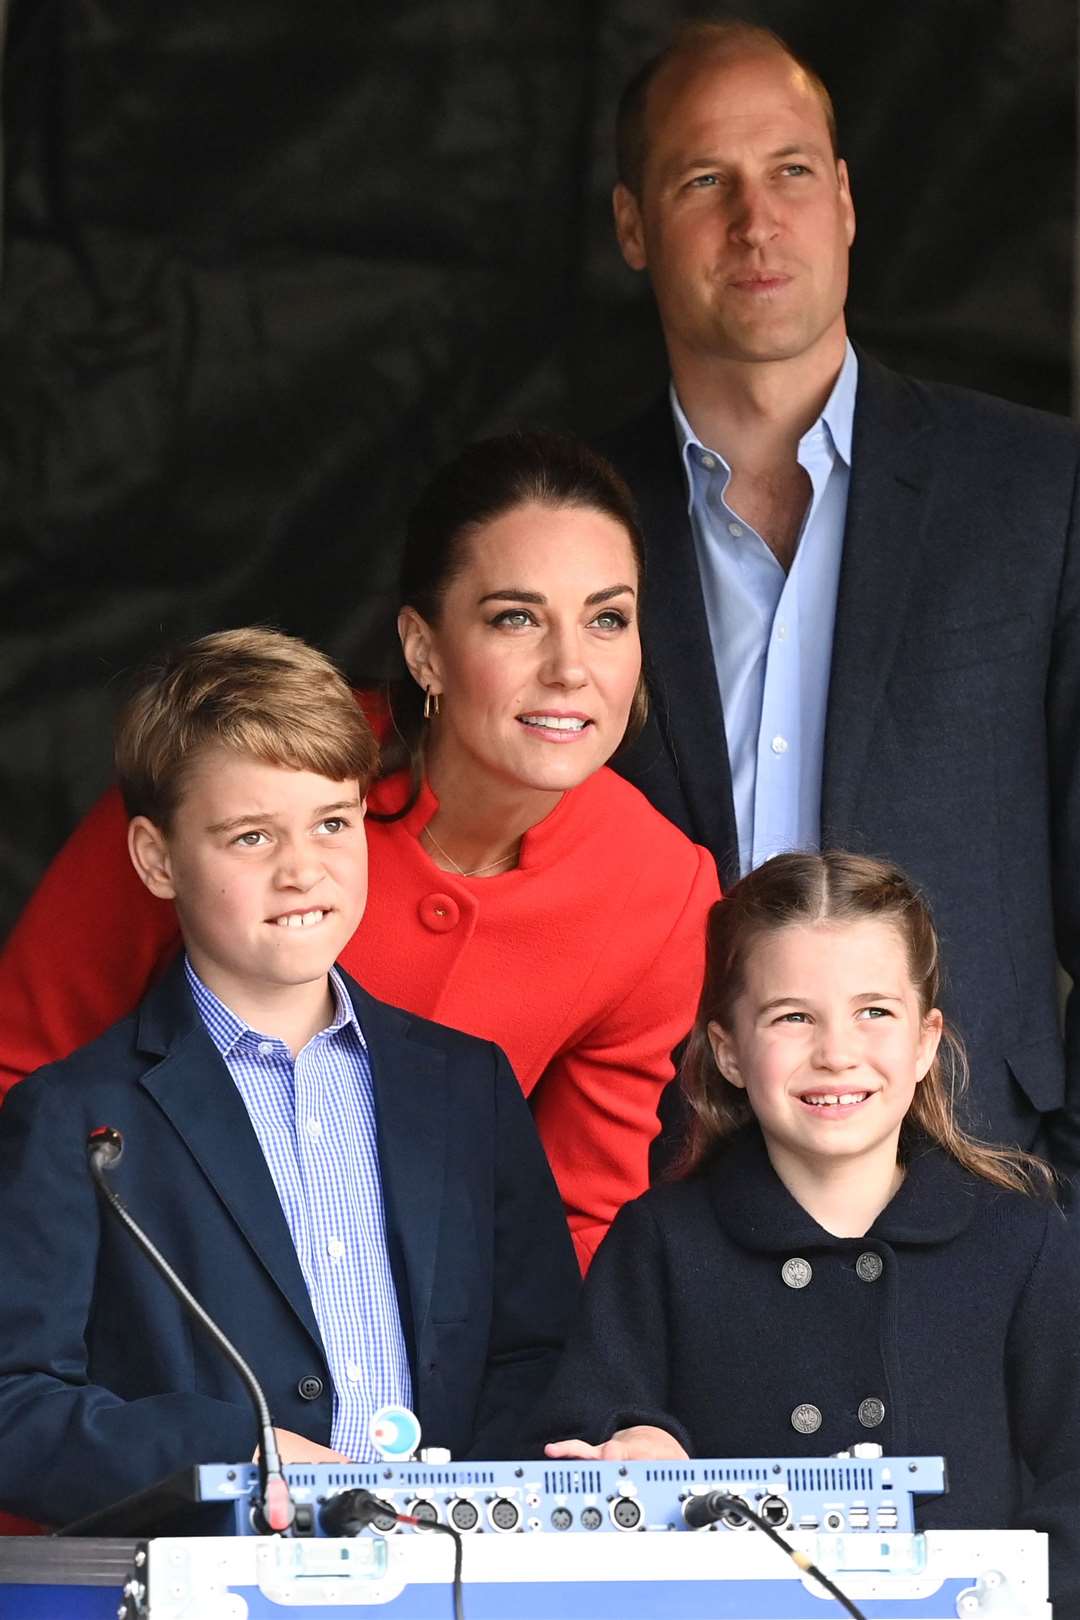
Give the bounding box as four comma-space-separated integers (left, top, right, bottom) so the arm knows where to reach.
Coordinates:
543, 851, 1080, 1616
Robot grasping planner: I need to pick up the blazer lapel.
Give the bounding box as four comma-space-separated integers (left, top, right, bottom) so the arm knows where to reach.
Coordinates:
618, 396, 739, 873
822, 354, 934, 844
346, 981, 448, 1360
136, 966, 325, 1352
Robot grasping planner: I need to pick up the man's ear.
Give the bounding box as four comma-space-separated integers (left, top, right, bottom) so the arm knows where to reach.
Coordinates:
707, 1020, 745, 1089
836, 158, 856, 247
128, 817, 177, 900
613, 183, 648, 272
397, 606, 443, 699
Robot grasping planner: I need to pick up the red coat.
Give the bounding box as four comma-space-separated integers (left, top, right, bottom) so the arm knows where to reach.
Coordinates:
0, 768, 719, 1269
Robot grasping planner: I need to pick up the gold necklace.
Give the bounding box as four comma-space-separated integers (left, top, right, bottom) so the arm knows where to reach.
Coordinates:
422, 824, 519, 878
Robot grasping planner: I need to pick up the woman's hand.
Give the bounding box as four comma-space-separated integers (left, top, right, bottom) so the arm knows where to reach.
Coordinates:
545, 1425, 688, 1461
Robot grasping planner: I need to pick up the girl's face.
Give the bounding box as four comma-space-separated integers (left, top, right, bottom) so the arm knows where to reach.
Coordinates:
708, 918, 942, 1181
400, 500, 642, 798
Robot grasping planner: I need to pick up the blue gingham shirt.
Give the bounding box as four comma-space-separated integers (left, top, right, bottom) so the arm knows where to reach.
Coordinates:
672, 342, 857, 874
186, 958, 413, 1459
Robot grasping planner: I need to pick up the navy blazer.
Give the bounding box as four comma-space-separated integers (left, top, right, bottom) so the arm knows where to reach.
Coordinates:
0, 961, 579, 1526
539, 1128, 1080, 1616
603, 355, 1080, 1167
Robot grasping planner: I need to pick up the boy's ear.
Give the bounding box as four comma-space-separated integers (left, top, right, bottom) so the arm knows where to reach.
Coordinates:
707, 1020, 745, 1089
397, 607, 443, 698
128, 817, 178, 900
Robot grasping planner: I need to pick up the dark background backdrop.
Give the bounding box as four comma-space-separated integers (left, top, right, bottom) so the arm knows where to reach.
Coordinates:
0, 0, 1074, 937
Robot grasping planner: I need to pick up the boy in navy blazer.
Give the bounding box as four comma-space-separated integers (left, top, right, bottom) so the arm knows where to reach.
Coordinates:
0, 627, 578, 1527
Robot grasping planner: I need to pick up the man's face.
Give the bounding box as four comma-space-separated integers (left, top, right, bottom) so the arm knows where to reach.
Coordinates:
614, 49, 856, 372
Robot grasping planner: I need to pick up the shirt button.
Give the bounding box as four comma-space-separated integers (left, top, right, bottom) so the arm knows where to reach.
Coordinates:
346, 1361, 363, 1383
419, 893, 460, 932
791, 1403, 822, 1435
858, 1397, 886, 1428
306, 1117, 323, 1138
727, 521, 744, 537
257, 1041, 274, 1056
297, 1376, 324, 1401
771, 735, 789, 755
856, 1251, 883, 1283
699, 452, 717, 470
776, 623, 788, 641
781, 1257, 812, 1289
327, 1236, 346, 1259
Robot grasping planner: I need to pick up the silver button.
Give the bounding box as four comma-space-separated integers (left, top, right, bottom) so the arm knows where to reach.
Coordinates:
771, 735, 789, 755
327, 1236, 346, 1260
781, 1257, 813, 1289
700, 452, 717, 470
727, 521, 744, 537
858, 1397, 885, 1428
791, 1403, 822, 1435
856, 1251, 883, 1283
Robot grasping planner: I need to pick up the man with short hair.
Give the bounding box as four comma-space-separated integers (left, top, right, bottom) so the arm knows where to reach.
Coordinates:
605, 21, 1080, 1171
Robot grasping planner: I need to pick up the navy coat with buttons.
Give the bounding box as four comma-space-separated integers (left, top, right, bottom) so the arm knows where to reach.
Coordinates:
0, 958, 579, 1527
540, 1126, 1080, 1615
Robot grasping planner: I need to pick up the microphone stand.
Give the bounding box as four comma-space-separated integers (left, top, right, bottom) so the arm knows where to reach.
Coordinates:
85, 1126, 295, 1534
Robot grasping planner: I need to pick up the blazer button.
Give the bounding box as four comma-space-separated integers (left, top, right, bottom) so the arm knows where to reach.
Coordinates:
297, 1376, 324, 1401
858, 1397, 885, 1428
856, 1252, 883, 1283
419, 894, 460, 932
790, 1403, 822, 1435
781, 1257, 812, 1289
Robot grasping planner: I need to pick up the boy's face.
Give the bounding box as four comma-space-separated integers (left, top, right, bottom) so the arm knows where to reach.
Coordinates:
130, 747, 368, 1011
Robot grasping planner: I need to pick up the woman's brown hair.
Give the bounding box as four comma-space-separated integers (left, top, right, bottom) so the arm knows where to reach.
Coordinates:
678, 850, 1055, 1196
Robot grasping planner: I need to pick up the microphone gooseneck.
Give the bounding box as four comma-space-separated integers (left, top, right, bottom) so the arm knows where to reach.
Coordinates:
85, 1125, 295, 1534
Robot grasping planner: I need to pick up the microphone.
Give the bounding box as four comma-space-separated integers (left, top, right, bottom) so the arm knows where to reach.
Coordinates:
85, 1125, 295, 1534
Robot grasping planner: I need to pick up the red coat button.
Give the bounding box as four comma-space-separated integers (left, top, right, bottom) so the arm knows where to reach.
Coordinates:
419, 893, 460, 932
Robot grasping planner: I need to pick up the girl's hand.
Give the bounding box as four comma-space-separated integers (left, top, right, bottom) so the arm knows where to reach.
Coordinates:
545, 1425, 688, 1461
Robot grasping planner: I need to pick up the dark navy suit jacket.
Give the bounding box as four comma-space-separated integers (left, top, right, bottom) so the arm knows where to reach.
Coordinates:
603, 355, 1080, 1168
0, 960, 579, 1526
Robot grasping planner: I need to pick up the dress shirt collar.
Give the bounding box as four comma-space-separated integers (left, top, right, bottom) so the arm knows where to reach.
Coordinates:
671, 338, 858, 476
184, 956, 363, 1058
704, 1123, 979, 1250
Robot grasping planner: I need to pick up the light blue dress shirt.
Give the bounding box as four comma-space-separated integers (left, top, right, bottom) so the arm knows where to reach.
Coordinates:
671, 342, 858, 875
186, 958, 413, 1460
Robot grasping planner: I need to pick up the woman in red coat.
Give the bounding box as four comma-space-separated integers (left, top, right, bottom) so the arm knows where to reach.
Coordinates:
0, 431, 719, 1270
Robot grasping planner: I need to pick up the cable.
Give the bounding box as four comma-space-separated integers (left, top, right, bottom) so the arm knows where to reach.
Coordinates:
696, 1493, 868, 1620
397, 1512, 465, 1620
320, 1489, 465, 1620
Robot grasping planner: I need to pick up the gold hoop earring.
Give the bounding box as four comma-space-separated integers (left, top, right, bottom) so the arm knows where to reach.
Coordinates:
423, 688, 440, 720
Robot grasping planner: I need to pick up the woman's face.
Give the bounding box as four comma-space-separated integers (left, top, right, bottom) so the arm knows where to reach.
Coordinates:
403, 500, 642, 798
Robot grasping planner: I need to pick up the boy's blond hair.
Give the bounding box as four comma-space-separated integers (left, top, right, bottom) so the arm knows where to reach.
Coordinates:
115, 627, 378, 827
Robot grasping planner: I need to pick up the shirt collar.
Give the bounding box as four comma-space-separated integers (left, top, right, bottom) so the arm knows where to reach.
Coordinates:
704, 1123, 978, 1251
184, 956, 364, 1057
671, 338, 859, 475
